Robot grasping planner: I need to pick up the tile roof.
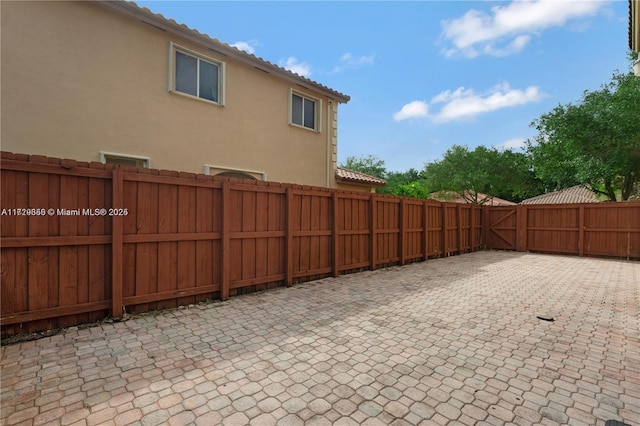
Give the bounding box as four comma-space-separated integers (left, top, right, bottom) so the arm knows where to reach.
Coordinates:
335, 167, 387, 186
96, 1, 350, 103
631, 0, 638, 51
429, 191, 516, 206
520, 185, 598, 204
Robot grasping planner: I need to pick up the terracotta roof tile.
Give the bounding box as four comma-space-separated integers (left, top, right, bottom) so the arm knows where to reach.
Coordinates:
520, 185, 598, 204
97, 1, 350, 103
335, 167, 386, 186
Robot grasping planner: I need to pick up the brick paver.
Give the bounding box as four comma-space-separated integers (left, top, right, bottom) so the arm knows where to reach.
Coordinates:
1, 252, 638, 425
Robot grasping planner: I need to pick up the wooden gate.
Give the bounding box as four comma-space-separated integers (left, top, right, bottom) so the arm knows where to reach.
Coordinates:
485, 207, 517, 250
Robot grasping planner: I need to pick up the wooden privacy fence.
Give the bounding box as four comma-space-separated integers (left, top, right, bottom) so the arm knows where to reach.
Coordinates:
1, 153, 483, 336
486, 203, 640, 259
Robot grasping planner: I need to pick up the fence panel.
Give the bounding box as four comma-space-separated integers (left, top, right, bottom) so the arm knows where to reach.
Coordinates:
424, 202, 443, 258
0, 155, 112, 335
583, 204, 640, 258
472, 205, 483, 250
335, 193, 370, 272
403, 200, 424, 262
443, 203, 459, 255
228, 183, 286, 293
525, 205, 580, 255
290, 189, 333, 281
374, 197, 401, 265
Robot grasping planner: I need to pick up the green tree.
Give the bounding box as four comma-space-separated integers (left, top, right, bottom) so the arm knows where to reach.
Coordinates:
424, 145, 541, 204
528, 71, 640, 201
379, 168, 429, 198
341, 155, 387, 179
340, 156, 431, 198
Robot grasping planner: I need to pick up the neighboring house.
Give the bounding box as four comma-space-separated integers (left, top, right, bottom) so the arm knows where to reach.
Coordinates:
1, 1, 350, 188
335, 167, 387, 193
429, 191, 516, 206
520, 185, 599, 205
631, 0, 640, 75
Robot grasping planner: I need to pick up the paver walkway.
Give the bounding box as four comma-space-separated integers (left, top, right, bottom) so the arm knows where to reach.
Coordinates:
1, 251, 639, 426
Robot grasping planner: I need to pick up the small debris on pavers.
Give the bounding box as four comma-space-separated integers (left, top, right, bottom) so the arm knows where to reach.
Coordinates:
536, 313, 555, 322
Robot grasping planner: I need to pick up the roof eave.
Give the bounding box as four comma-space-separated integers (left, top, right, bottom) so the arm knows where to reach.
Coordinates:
335, 176, 386, 188
631, 0, 640, 51
94, 0, 351, 103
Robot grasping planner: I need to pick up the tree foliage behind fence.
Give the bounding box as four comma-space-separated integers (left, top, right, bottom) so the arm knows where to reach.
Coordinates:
1, 152, 638, 337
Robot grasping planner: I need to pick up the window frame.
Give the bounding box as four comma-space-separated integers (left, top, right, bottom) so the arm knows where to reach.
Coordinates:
204, 164, 267, 181
168, 42, 225, 106
288, 89, 322, 132
99, 151, 150, 168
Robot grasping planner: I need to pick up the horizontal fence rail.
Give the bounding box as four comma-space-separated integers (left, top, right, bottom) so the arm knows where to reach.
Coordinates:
1, 152, 484, 337
1, 152, 637, 337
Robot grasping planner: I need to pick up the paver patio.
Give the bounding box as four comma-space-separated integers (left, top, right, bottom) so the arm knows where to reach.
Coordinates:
1, 251, 639, 426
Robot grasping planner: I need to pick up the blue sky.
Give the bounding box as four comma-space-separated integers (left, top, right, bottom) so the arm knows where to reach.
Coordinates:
138, 0, 631, 173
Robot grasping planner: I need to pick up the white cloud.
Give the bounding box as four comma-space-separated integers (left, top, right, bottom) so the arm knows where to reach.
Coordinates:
393, 101, 429, 121
496, 137, 527, 150
330, 53, 375, 74
231, 40, 257, 55
340, 52, 375, 67
279, 57, 312, 77
430, 83, 543, 122
441, 0, 606, 58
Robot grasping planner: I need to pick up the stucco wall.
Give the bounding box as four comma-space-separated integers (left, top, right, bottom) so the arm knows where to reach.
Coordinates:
336, 183, 377, 193
1, 1, 340, 187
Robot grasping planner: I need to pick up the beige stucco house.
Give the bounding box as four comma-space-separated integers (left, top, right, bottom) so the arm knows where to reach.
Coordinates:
1, 1, 352, 188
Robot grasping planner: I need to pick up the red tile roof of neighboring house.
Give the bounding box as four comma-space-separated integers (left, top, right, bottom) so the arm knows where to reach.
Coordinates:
429, 191, 516, 206
335, 167, 387, 187
520, 185, 598, 204
96, 1, 350, 103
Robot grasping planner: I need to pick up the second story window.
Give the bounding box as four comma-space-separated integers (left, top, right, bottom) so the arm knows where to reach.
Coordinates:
290, 89, 321, 131
170, 43, 224, 105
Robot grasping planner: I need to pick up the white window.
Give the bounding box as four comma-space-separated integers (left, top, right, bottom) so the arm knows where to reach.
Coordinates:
289, 89, 321, 131
99, 152, 150, 168
169, 43, 224, 105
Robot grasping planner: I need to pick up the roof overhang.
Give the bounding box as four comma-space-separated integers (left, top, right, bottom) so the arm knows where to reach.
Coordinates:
631, 0, 640, 52
335, 168, 386, 188
94, 1, 350, 103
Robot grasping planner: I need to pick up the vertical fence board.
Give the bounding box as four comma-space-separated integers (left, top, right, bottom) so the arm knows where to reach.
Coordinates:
111, 169, 124, 318
28, 171, 51, 332
332, 192, 339, 276
156, 177, 178, 309
221, 181, 230, 300
286, 188, 293, 286
59, 175, 79, 327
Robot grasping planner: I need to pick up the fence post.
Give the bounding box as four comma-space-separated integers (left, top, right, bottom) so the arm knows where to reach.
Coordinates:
286, 187, 294, 285
331, 192, 339, 277
423, 200, 429, 261
370, 194, 377, 270
578, 204, 585, 256
482, 206, 488, 249
399, 198, 406, 265
457, 204, 463, 253
221, 180, 230, 300
111, 168, 124, 319
471, 206, 477, 250
441, 204, 448, 256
